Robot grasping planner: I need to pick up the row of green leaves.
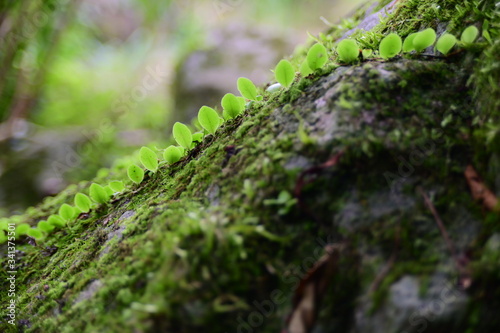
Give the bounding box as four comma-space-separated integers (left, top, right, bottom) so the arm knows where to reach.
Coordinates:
0, 24, 486, 244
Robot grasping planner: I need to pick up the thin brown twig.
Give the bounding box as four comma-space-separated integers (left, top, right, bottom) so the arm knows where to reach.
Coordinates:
418, 187, 466, 273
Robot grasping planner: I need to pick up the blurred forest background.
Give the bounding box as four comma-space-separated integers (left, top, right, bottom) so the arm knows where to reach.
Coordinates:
0, 0, 363, 215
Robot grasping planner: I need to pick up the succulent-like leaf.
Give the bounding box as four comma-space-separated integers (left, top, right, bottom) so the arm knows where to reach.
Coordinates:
192, 132, 204, 143
59, 204, 75, 221
172, 122, 193, 149
336, 39, 359, 63
48, 215, 66, 228
300, 60, 313, 76
140, 146, 158, 172
402, 33, 418, 52
461, 25, 479, 44
127, 164, 144, 184
221, 93, 245, 119
38, 220, 54, 232
237, 77, 258, 101
435, 33, 457, 55
413, 28, 436, 52
27, 228, 43, 239
307, 43, 328, 70
379, 33, 402, 59
16, 223, 30, 235
198, 106, 220, 135
163, 145, 183, 164
109, 181, 125, 192
89, 183, 110, 204
275, 59, 295, 87
74, 193, 91, 213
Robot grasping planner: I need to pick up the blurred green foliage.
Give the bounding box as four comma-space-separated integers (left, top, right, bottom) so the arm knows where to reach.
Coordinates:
0, 0, 362, 213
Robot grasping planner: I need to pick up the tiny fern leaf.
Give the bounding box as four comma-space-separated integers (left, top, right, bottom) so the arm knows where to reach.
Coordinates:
403, 33, 417, 52
128, 164, 144, 184
237, 77, 258, 101
172, 122, 193, 149
379, 33, 402, 59
109, 181, 125, 192
336, 39, 359, 63
198, 106, 220, 135
307, 43, 328, 70
74, 193, 91, 213
59, 204, 75, 221
436, 33, 457, 55
163, 146, 183, 164
89, 183, 110, 204
48, 215, 65, 228
221, 93, 244, 119
275, 59, 295, 87
413, 28, 436, 52
461, 25, 479, 45
139, 146, 158, 172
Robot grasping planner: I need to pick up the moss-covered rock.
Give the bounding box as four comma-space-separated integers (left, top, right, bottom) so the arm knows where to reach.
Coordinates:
1, 0, 499, 332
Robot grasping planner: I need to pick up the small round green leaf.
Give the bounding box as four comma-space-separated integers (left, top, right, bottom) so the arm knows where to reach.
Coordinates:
89, 183, 110, 204
74, 193, 91, 213
59, 204, 75, 221
237, 77, 258, 101
38, 220, 54, 232
109, 181, 125, 193
16, 223, 30, 235
163, 145, 183, 164
192, 132, 204, 143
172, 122, 192, 149
27, 228, 43, 239
379, 33, 402, 59
461, 25, 479, 44
48, 215, 65, 228
198, 106, 220, 135
402, 33, 418, 52
300, 60, 313, 77
435, 33, 457, 55
127, 164, 144, 184
221, 93, 245, 119
362, 49, 373, 58
336, 39, 359, 63
413, 28, 436, 52
104, 186, 114, 197
139, 146, 158, 172
275, 59, 295, 87
307, 43, 328, 70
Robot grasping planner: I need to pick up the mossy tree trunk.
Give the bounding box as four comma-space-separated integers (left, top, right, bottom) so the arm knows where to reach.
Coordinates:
1, 0, 500, 332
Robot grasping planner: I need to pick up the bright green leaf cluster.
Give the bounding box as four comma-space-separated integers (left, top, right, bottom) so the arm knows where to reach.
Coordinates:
2, 22, 487, 246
